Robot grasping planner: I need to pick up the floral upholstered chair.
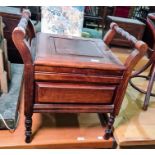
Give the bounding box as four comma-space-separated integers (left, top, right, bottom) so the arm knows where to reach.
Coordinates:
41, 6, 84, 37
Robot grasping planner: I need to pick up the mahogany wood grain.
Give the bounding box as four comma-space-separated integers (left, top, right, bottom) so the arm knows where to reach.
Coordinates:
34, 66, 125, 76
12, 10, 148, 143
35, 82, 115, 104
12, 9, 35, 143
34, 32, 124, 69
34, 72, 122, 84
33, 103, 114, 113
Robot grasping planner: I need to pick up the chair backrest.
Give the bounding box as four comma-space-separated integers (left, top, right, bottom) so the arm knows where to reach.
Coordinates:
41, 6, 84, 37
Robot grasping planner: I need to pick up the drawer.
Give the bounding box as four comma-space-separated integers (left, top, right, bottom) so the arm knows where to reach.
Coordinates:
35, 82, 116, 104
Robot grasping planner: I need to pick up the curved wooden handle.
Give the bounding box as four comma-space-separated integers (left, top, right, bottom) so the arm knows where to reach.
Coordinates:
110, 22, 137, 45
104, 22, 148, 69
18, 9, 31, 29
12, 9, 35, 64
104, 22, 138, 46
111, 23, 148, 53
104, 23, 148, 116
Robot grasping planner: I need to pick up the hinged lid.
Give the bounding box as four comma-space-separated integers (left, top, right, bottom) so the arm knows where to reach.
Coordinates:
34, 33, 124, 71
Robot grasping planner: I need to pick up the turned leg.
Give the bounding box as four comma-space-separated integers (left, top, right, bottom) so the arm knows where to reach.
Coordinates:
98, 113, 109, 126
24, 65, 34, 143
25, 115, 32, 143
104, 113, 115, 140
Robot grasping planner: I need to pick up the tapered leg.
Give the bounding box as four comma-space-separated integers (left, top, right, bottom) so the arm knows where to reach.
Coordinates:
25, 115, 32, 143
104, 113, 115, 140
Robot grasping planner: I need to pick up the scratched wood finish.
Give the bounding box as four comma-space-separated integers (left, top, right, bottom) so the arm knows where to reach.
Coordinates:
12, 10, 148, 143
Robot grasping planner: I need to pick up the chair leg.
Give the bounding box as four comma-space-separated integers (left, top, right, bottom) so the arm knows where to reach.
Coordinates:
143, 65, 155, 110
104, 113, 114, 140
25, 115, 32, 143
24, 66, 34, 143
148, 63, 155, 79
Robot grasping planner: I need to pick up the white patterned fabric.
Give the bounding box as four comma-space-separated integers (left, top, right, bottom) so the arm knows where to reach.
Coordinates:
41, 6, 84, 37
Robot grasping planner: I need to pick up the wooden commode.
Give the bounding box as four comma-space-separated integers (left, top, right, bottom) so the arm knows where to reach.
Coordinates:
12, 10, 148, 143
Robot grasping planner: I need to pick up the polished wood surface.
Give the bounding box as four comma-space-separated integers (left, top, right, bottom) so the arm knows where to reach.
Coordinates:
35, 82, 115, 104
34, 33, 124, 70
12, 10, 148, 143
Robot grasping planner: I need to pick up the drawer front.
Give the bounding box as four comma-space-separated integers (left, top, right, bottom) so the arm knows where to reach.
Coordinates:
35, 82, 116, 104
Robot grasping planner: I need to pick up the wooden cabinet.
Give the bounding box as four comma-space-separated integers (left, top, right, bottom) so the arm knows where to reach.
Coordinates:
0, 6, 22, 63
33, 33, 123, 108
